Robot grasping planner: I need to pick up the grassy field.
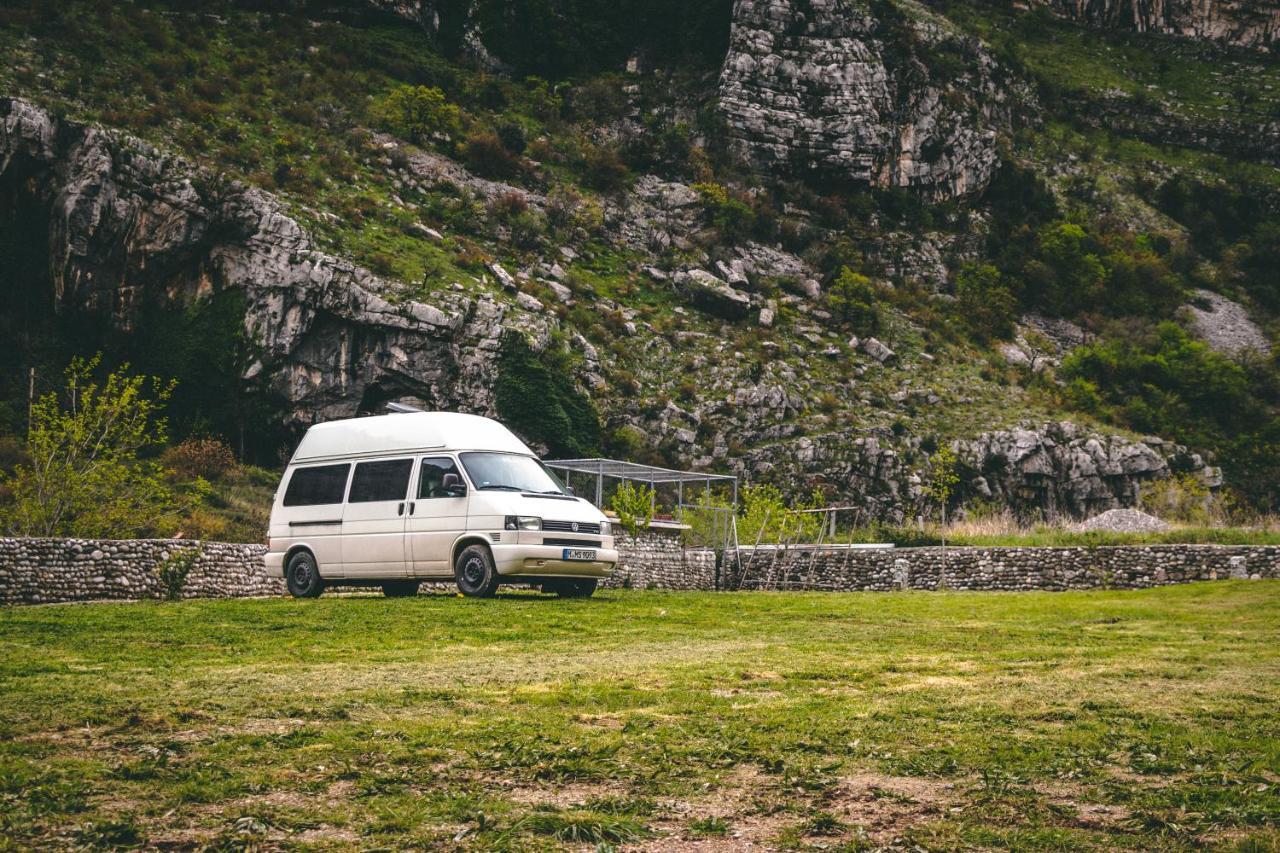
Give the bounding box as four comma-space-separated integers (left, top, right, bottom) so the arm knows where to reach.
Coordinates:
2, 585, 1278, 850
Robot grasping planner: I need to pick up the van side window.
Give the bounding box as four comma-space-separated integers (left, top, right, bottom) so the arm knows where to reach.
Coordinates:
418, 456, 462, 499
283, 464, 350, 506
348, 459, 413, 503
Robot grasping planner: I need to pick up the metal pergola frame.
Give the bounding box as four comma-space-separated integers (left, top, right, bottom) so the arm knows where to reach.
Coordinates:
545, 458, 738, 544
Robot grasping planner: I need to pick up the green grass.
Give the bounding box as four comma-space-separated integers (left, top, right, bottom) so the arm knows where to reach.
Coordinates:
2, 584, 1278, 849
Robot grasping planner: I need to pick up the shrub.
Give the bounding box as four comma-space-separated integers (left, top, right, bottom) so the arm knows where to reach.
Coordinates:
581, 144, 629, 191
955, 263, 1018, 342
371, 85, 462, 145
462, 130, 523, 179
611, 480, 655, 537
509, 209, 548, 250
692, 182, 755, 243
826, 266, 881, 336
155, 546, 200, 601
162, 438, 236, 481
0, 356, 180, 538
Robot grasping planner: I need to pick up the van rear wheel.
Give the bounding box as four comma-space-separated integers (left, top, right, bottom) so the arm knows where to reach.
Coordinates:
285, 551, 325, 599
455, 545, 500, 598
382, 580, 420, 598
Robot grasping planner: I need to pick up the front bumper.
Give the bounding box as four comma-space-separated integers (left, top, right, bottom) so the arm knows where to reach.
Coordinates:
264, 550, 285, 578
491, 543, 618, 578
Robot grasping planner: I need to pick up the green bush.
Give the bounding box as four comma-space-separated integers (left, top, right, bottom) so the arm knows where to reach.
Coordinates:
371, 85, 463, 145
155, 546, 201, 601
0, 356, 180, 538
955, 263, 1018, 342
826, 266, 881, 336
610, 480, 654, 537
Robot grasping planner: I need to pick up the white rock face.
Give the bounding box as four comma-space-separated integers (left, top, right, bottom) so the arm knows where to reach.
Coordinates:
0, 97, 551, 427
1185, 289, 1270, 356
718, 0, 1022, 200
1027, 0, 1279, 50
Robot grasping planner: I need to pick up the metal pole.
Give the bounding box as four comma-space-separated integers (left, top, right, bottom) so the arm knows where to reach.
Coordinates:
596, 461, 603, 508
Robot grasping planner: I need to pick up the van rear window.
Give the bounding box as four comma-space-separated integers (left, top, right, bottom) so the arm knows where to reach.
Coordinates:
283, 464, 350, 506
348, 458, 413, 503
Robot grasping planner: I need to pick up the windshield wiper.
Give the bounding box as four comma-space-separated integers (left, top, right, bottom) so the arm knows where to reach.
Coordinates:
538, 489, 566, 495
477, 484, 524, 491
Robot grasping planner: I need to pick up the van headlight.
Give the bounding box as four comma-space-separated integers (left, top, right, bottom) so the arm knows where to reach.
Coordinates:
505, 515, 542, 531
599, 520, 612, 536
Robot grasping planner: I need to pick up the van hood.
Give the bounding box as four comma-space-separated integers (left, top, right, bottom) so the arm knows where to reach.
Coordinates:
468, 490, 608, 522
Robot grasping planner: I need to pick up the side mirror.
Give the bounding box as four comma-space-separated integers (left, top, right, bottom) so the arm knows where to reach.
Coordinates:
566, 486, 575, 496
442, 473, 467, 497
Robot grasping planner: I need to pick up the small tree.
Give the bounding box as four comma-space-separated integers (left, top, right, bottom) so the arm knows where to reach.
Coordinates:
372, 85, 463, 145
610, 480, 655, 537
0, 356, 179, 538
955, 263, 1018, 342
927, 446, 961, 587
155, 546, 201, 601
827, 266, 881, 336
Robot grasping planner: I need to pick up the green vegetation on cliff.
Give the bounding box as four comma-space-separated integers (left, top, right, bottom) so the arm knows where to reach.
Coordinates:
0, 0, 1278, 520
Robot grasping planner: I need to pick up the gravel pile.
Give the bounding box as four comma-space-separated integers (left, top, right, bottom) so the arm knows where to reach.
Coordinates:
1076, 508, 1171, 533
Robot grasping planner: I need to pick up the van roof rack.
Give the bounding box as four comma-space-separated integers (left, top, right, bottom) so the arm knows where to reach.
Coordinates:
385, 402, 425, 414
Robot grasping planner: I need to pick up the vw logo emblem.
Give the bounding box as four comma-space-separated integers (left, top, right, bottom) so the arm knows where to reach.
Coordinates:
571, 522, 579, 532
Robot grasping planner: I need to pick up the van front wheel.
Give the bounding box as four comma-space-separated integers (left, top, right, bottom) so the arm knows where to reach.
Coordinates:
285, 551, 325, 599
455, 545, 500, 598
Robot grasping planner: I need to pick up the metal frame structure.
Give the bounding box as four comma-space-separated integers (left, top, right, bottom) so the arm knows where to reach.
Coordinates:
545, 458, 739, 549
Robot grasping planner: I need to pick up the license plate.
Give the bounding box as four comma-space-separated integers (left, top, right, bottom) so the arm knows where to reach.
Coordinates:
562, 548, 597, 562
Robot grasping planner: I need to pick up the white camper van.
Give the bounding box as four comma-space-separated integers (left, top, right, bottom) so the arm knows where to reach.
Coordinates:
265, 411, 617, 598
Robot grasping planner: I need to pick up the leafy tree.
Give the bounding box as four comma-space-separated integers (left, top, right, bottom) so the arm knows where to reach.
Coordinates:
927, 445, 960, 524
827, 266, 881, 336
955, 263, 1018, 341
372, 85, 463, 146
1029, 222, 1106, 315
610, 480, 654, 537
0, 356, 180, 538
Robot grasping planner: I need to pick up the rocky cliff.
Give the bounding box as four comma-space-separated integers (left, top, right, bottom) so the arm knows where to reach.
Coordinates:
718, 0, 1022, 200
0, 97, 538, 427
1029, 0, 1279, 49
738, 421, 1218, 523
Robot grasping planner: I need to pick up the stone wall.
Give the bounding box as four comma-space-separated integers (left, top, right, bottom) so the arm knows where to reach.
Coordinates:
602, 528, 719, 591
3, 537, 1276, 605
0, 539, 281, 605
732, 544, 1280, 591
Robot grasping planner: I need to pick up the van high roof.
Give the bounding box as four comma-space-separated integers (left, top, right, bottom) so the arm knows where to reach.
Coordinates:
291, 412, 534, 463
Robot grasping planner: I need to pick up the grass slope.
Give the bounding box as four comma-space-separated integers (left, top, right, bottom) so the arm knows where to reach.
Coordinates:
2, 583, 1278, 849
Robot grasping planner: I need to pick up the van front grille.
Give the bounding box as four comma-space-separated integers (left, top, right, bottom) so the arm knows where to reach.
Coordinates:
543, 520, 601, 534
544, 537, 602, 547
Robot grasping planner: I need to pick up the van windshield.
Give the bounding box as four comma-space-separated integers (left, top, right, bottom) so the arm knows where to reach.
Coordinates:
459, 452, 567, 494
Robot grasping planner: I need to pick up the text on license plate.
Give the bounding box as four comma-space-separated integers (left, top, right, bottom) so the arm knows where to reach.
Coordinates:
562, 548, 597, 561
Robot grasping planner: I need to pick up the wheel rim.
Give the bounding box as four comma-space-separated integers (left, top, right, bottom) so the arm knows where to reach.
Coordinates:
462, 556, 486, 587
291, 560, 312, 588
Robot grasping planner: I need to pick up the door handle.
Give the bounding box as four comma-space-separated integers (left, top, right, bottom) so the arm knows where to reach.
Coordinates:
397, 502, 405, 515
408, 502, 415, 515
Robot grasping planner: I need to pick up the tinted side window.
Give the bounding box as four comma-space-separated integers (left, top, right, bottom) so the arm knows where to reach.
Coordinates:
283, 464, 350, 507
418, 456, 462, 499
348, 459, 413, 503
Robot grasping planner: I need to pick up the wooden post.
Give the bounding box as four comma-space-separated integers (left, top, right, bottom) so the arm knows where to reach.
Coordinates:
26, 367, 35, 436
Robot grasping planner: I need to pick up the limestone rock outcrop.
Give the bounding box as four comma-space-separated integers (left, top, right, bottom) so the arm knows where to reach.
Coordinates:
0, 97, 542, 431
1027, 0, 1279, 49
718, 0, 1023, 200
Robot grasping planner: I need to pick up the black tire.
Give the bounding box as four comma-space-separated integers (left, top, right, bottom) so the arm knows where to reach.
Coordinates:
547, 578, 597, 598
381, 580, 420, 598
285, 550, 325, 599
455, 544, 500, 598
